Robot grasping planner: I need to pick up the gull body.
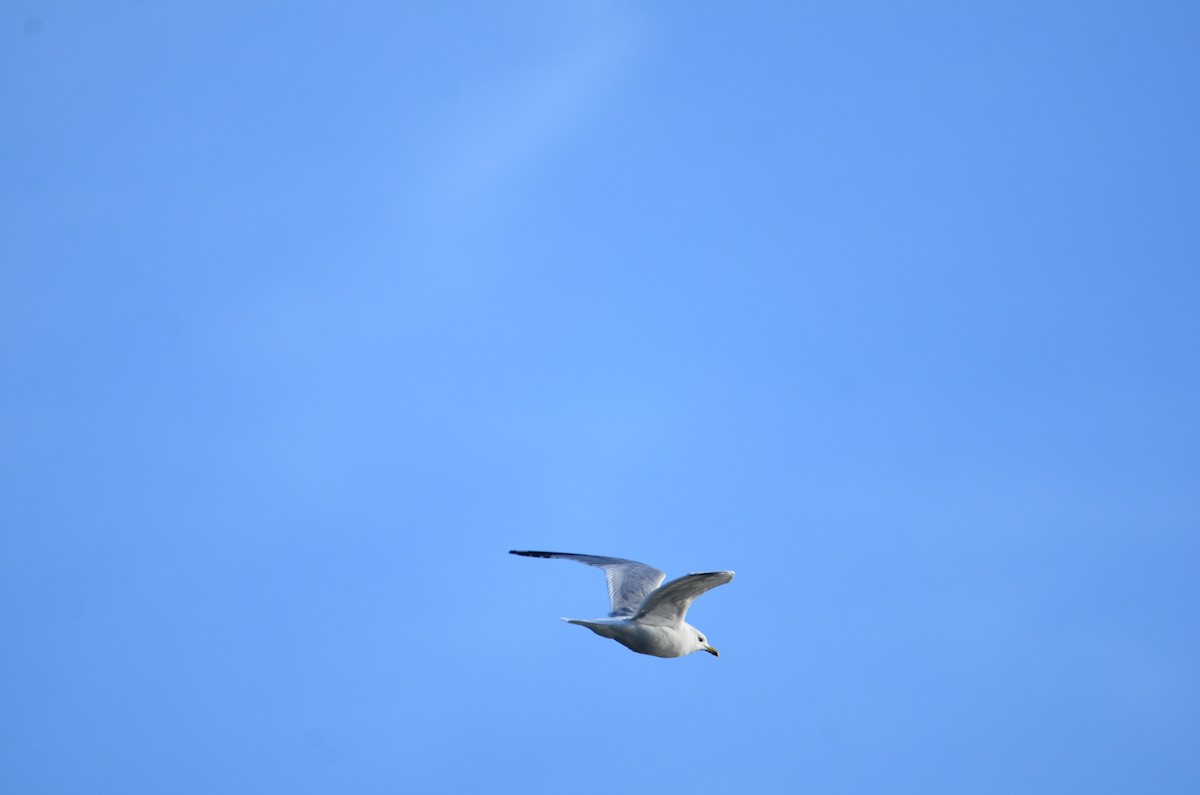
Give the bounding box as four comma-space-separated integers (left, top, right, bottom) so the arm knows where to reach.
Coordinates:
561, 617, 713, 658
509, 550, 734, 658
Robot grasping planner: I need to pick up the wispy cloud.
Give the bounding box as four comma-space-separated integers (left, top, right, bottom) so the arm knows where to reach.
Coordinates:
405, 7, 639, 233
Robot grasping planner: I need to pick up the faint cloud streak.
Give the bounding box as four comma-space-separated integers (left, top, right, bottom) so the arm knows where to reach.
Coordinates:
405, 9, 638, 234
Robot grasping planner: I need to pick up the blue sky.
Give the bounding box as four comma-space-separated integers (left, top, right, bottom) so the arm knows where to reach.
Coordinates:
2, 1, 1198, 792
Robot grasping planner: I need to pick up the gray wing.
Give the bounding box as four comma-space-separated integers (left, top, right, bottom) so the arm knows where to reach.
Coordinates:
509, 550, 666, 617
632, 571, 734, 626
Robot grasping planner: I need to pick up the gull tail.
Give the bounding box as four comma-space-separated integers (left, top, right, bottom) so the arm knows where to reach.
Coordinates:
561, 617, 619, 639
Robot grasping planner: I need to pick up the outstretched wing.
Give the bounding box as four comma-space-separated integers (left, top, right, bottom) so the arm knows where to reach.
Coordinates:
633, 571, 734, 626
509, 550, 666, 617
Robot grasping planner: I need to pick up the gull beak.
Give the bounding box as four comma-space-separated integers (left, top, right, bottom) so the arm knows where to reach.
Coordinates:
704, 645, 720, 657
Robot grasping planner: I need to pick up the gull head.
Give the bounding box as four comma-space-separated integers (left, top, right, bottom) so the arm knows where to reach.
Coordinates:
688, 624, 720, 657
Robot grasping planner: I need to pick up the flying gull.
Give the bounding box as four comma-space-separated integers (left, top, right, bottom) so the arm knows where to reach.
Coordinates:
510, 550, 734, 658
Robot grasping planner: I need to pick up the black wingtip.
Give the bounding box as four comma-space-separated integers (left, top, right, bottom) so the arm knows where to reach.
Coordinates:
509, 550, 555, 558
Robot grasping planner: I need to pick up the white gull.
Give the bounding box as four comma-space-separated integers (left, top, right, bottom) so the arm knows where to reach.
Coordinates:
510, 550, 734, 658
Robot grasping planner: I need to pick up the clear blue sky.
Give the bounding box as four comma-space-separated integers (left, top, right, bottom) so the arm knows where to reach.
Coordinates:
3, 2, 1198, 792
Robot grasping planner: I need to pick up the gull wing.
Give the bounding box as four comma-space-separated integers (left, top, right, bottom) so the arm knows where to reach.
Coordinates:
509, 550, 666, 617
632, 571, 734, 626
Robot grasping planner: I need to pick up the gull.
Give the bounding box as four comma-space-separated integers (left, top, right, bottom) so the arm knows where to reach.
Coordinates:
509, 550, 734, 658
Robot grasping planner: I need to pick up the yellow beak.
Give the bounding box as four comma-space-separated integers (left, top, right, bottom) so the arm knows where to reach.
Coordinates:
704, 645, 720, 657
